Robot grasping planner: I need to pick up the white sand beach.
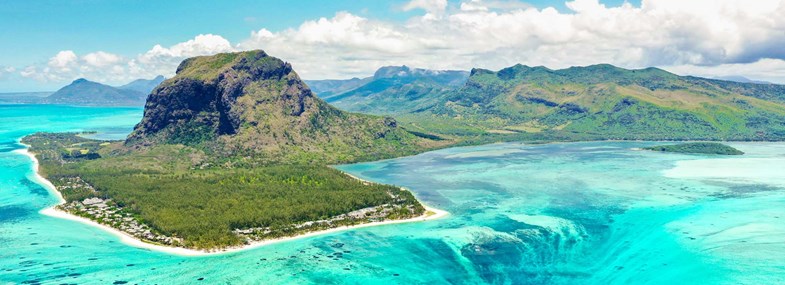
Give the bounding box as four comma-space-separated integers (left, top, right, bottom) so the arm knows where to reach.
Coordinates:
20, 146, 448, 256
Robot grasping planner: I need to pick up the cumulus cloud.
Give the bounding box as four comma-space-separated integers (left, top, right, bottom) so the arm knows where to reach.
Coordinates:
0, 66, 14, 79
665, 58, 785, 84
47, 50, 78, 70
403, 0, 449, 14
460, 0, 532, 12
234, 0, 785, 82
82, 51, 123, 67
19, 34, 234, 85
139, 34, 233, 63
9, 0, 785, 85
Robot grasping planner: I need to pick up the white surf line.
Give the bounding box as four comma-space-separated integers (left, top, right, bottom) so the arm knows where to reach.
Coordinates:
18, 144, 449, 256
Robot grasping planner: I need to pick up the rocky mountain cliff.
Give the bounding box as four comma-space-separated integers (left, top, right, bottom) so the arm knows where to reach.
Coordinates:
127, 50, 433, 163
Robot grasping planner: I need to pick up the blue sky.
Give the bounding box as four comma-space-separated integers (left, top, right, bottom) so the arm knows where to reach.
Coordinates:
2, 0, 783, 92
1, 0, 634, 66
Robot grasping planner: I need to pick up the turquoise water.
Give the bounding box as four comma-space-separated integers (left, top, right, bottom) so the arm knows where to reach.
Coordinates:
2, 104, 785, 284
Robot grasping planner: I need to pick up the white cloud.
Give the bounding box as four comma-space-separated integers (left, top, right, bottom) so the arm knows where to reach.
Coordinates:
403, 0, 449, 14
0, 66, 14, 79
19, 66, 36, 78
139, 34, 233, 63
231, 0, 785, 81
47, 50, 78, 70
460, 0, 533, 12
665, 58, 785, 84
8, 0, 785, 86
82, 51, 123, 67
17, 34, 235, 85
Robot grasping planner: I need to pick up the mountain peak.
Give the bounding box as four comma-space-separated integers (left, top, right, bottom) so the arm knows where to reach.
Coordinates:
44, 78, 146, 106
373, 66, 412, 79
127, 50, 426, 162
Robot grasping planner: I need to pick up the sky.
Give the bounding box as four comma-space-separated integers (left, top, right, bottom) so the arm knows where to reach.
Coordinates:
1, 0, 784, 92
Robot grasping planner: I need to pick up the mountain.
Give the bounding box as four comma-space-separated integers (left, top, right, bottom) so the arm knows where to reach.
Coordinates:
305, 77, 371, 100
309, 66, 469, 115
128, 51, 436, 163
383, 64, 785, 141
713, 75, 773, 85
118, 75, 166, 94
41, 78, 148, 106
25, 50, 434, 249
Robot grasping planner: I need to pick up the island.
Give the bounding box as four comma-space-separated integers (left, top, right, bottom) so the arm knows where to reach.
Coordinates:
643, 142, 745, 155
24, 50, 449, 253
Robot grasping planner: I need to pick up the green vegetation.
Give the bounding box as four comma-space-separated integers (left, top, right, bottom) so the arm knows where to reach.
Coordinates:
643, 142, 744, 155
316, 64, 785, 142
25, 132, 424, 249
128, 51, 448, 164
25, 51, 437, 250
25, 52, 785, 250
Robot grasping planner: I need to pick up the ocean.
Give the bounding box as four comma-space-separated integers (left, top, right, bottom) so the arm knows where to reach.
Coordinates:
1, 104, 784, 284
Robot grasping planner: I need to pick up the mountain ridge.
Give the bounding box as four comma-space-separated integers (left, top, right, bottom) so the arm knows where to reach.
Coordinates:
313, 63, 785, 141
308, 66, 470, 116
41, 78, 148, 106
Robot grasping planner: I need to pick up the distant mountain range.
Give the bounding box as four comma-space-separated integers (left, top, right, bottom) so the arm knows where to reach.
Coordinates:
309, 64, 785, 141
118, 75, 166, 94
306, 66, 469, 115
713, 76, 773, 85
42, 78, 151, 106
0, 76, 164, 106
0, 92, 52, 103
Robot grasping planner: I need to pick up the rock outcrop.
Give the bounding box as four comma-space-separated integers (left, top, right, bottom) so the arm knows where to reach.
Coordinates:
127, 50, 428, 162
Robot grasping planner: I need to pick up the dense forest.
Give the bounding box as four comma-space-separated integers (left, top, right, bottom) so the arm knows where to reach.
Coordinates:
24, 133, 424, 249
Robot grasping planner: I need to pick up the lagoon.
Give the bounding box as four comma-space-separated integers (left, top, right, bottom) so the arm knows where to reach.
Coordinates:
1, 104, 784, 284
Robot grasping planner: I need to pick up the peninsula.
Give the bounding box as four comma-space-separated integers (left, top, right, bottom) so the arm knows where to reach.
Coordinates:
24, 50, 448, 252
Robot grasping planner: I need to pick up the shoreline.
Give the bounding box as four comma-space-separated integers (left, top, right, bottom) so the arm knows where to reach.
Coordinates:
17, 146, 449, 257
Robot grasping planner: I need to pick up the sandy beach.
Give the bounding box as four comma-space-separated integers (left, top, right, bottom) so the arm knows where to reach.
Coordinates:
14, 144, 63, 204
19, 146, 449, 257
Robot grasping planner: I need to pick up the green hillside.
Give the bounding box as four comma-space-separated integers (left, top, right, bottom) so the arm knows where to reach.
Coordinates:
393, 64, 785, 141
